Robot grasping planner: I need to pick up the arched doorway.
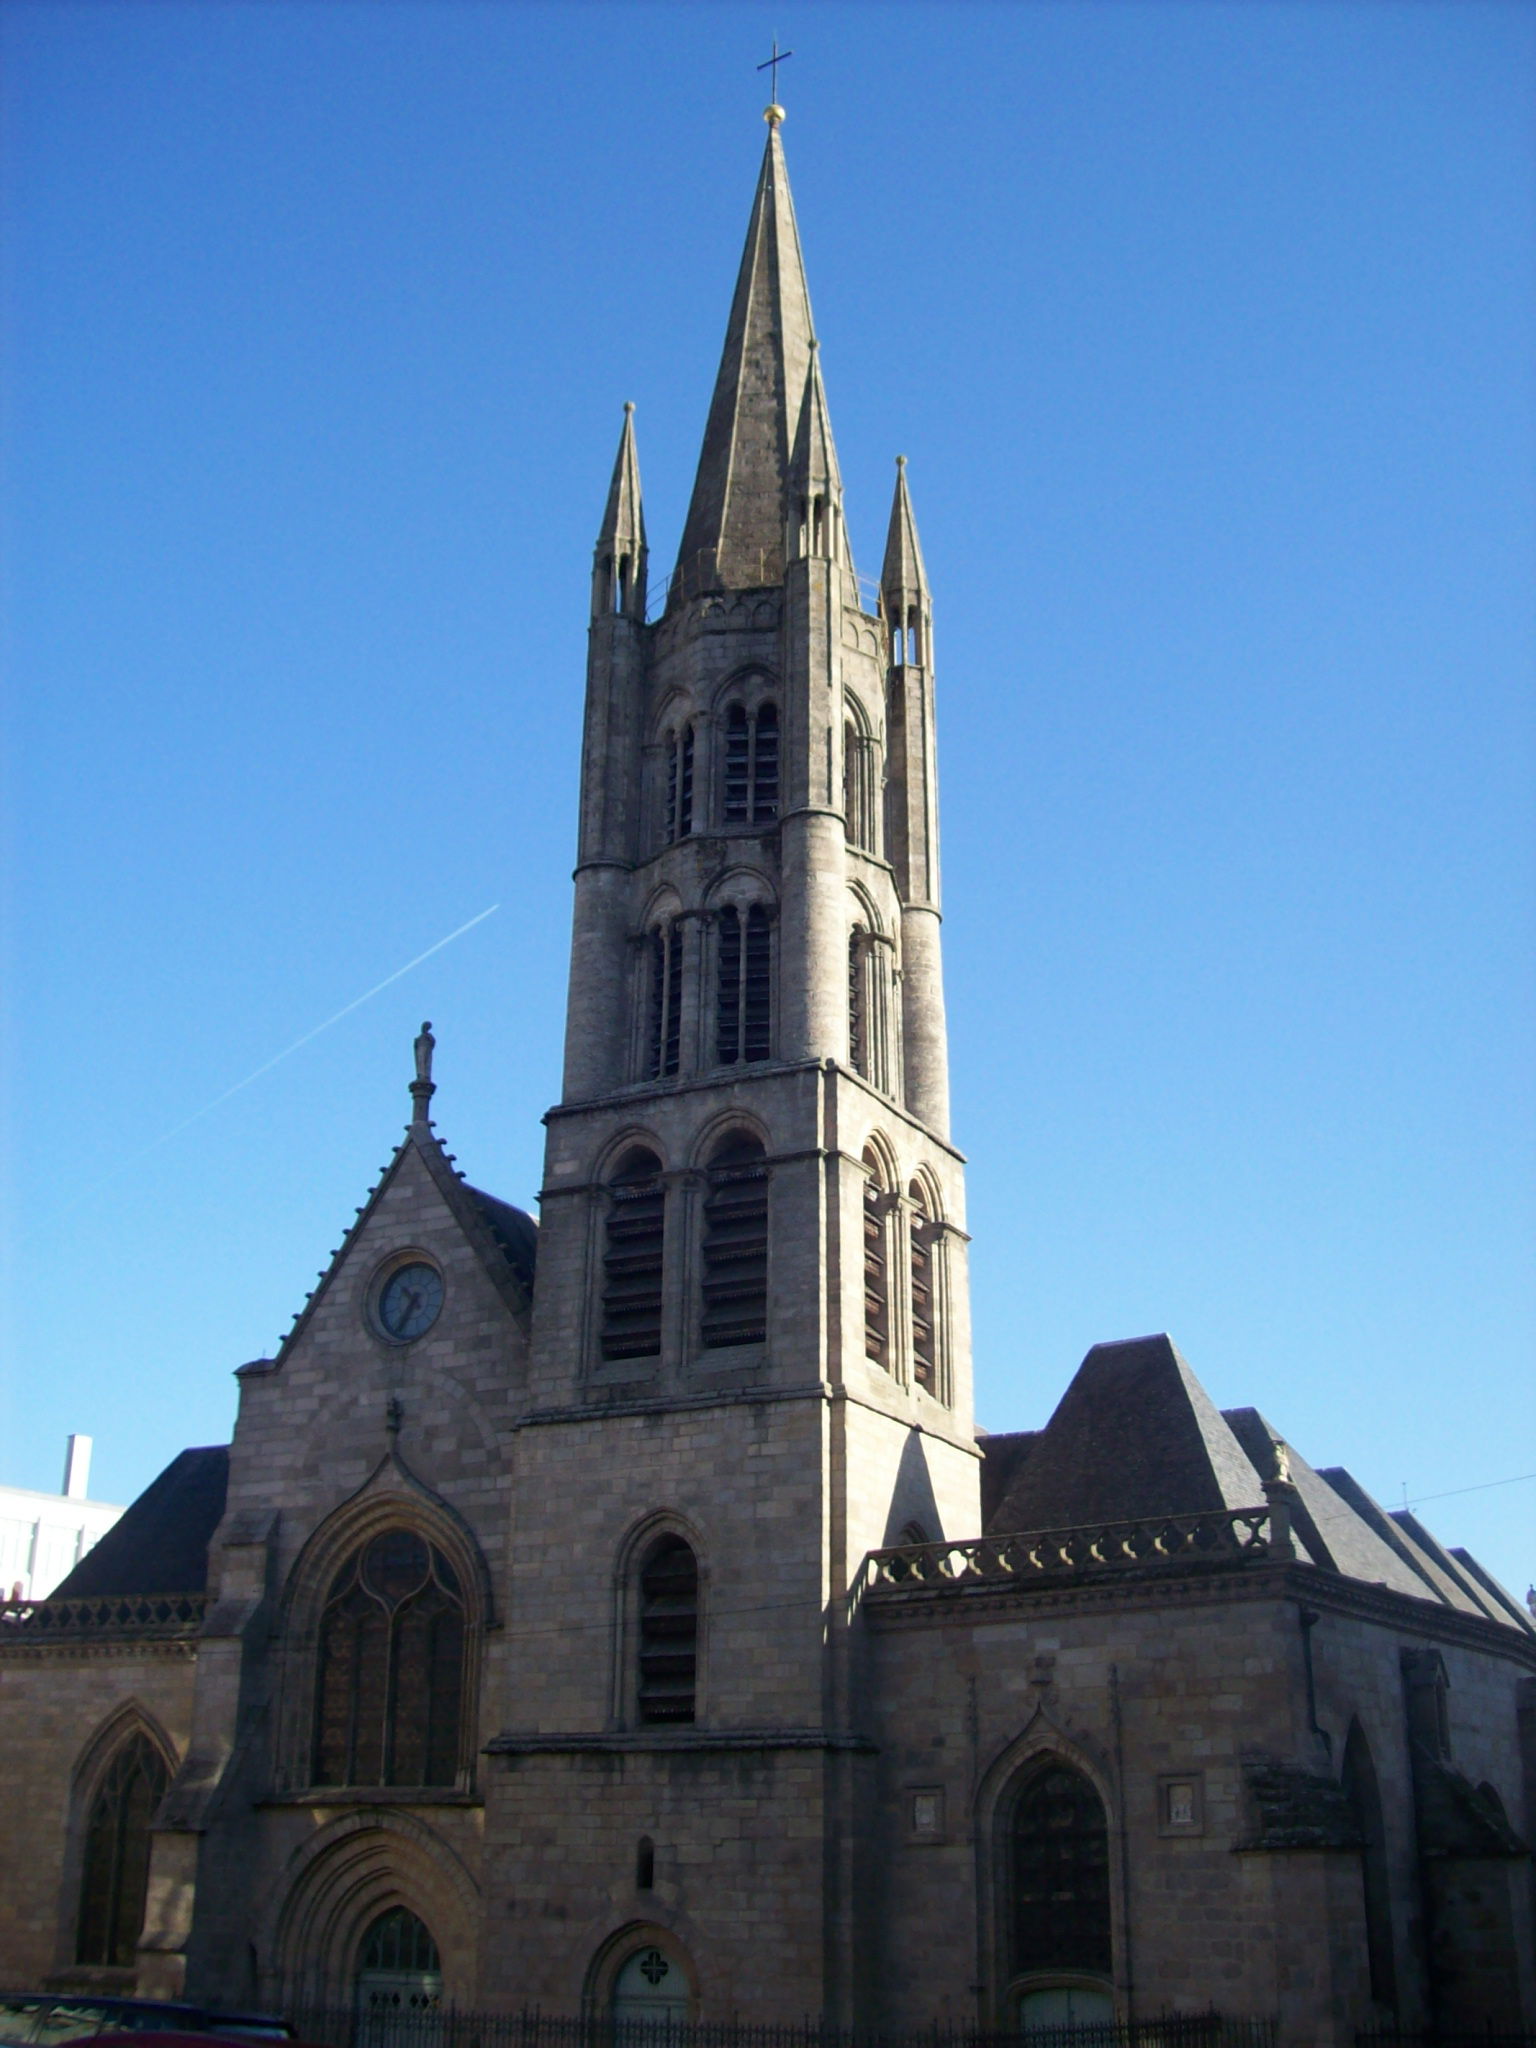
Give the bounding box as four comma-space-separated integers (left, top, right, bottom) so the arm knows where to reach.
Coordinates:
1008, 1761, 1114, 2028
355, 1907, 443, 2032
611, 1944, 690, 2024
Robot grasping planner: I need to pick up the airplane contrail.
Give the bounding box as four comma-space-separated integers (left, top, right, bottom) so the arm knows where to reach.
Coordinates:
61, 904, 501, 1205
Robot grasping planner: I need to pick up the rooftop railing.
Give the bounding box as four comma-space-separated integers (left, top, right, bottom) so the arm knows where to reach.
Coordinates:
862, 1506, 1275, 1597
0, 1590, 208, 1640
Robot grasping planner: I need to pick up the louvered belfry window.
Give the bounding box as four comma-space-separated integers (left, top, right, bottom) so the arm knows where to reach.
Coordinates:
647, 924, 683, 1080
312, 1530, 466, 1788
862, 1155, 889, 1369
76, 1733, 168, 1966
752, 703, 779, 819
849, 931, 868, 1077
723, 703, 779, 824
664, 728, 693, 843
716, 906, 771, 1065
1012, 1764, 1112, 1977
601, 1148, 666, 1361
700, 1132, 768, 1348
638, 1534, 698, 1723
910, 1187, 936, 1392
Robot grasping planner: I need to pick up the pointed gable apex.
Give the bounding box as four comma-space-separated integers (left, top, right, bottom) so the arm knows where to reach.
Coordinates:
247, 1120, 536, 1377
990, 1333, 1265, 1534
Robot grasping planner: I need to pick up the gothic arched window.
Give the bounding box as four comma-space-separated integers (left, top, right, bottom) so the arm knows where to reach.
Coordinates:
700, 1132, 768, 1348
849, 929, 868, 1077
909, 1185, 936, 1393
862, 1152, 889, 1371
843, 720, 877, 853
76, 1733, 168, 1966
312, 1530, 466, 1788
722, 702, 779, 824
356, 1906, 443, 2015
1342, 1722, 1397, 2011
664, 727, 694, 842
1011, 1763, 1112, 1979
716, 906, 771, 1065
647, 922, 682, 1079
601, 1147, 666, 1361
752, 703, 779, 820
637, 1535, 698, 1723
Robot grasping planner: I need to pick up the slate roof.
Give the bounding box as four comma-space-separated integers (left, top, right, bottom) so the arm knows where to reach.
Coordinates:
986, 1334, 1264, 1535
977, 1430, 1036, 1529
976, 1333, 1532, 1637
50, 1446, 229, 1599
463, 1184, 537, 1294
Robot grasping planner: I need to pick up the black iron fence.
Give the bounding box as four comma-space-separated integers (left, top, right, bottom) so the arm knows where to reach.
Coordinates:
291, 2010, 1277, 2048
1356, 2030, 1536, 2047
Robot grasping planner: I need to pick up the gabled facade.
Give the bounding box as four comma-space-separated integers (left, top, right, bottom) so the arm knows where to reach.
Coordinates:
1, 116, 1533, 2048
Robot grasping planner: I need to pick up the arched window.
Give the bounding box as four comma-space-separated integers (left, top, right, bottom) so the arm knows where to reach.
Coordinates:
849, 929, 868, 1077
843, 721, 877, 853
753, 703, 778, 820
76, 1733, 168, 1966
355, 1906, 443, 2016
637, 1535, 698, 1723
601, 1147, 665, 1361
716, 905, 771, 1065
722, 703, 779, 824
700, 1132, 768, 1348
1011, 1763, 1112, 1980
664, 727, 693, 842
312, 1529, 466, 1788
862, 1152, 889, 1371
1342, 1723, 1397, 2010
909, 1185, 937, 1393
647, 922, 682, 1079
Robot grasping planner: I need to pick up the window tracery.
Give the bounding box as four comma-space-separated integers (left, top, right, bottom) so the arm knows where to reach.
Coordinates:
312, 1529, 466, 1788
76, 1732, 168, 1966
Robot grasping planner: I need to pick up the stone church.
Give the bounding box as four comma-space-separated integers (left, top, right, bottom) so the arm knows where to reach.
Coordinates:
2, 115, 1532, 2047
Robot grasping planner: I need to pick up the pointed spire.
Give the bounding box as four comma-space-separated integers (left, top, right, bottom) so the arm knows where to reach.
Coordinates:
593, 402, 647, 621
788, 341, 848, 566
881, 456, 931, 665
674, 121, 827, 599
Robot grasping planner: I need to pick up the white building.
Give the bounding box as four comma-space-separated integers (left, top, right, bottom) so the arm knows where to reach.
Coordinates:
0, 1436, 124, 1599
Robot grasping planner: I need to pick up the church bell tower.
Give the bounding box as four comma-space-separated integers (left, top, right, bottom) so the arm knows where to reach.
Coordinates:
508, 113, 977, 2020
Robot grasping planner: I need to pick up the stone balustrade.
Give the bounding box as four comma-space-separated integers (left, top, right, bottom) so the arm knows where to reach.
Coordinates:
0, 1590, 208, 1640
862, 1506, 1275, 1596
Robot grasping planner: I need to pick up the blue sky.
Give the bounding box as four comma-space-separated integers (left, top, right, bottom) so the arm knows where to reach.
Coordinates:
3, 1, 1532, 1599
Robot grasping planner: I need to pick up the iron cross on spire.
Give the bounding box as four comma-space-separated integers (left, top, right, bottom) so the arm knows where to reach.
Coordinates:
757, 38, 794, 116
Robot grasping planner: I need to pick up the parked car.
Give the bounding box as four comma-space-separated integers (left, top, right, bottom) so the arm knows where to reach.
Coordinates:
0, 2001, 294, 2046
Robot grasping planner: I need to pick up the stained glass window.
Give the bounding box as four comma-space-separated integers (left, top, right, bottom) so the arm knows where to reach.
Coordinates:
76, 1734, 168, 1966
313, 1531, 465, 1787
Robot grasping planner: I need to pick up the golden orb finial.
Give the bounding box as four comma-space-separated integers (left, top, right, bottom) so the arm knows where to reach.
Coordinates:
764, 103, 785, 125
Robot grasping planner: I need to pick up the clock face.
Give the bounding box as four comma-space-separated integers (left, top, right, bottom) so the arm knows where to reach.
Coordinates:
377, 1262, 444, 1341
